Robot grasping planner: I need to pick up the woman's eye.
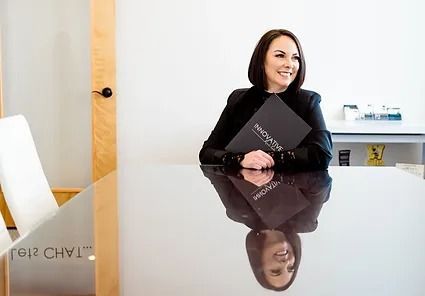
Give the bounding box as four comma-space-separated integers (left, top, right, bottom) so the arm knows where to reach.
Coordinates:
275, 54, 284, 58
292, 56, 300, 61
287, 265, 295, 273
270, 269, 282, 276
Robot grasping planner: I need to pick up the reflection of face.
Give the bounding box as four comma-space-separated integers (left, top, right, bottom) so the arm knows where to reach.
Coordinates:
261, 230, 295, 288
264, 35, 300, 93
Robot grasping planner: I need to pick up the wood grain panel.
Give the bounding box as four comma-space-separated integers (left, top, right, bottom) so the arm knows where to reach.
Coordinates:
93, 171, 119, 295
91, 1, 119, 294
91, 0, 117, 182
0, 255, 8, 296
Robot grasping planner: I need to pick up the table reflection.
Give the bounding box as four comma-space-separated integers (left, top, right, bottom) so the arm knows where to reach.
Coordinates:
201, 166, 332, 292
0, 171, 117, 295
5, 184, 95, 295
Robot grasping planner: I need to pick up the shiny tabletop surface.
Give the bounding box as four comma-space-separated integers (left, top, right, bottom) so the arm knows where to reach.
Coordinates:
119, 165, 425, 295
1, 165, 425, 295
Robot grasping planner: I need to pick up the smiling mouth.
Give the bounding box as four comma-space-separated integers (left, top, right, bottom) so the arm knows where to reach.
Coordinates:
278, 71, 292, 78
275, 250, 289, 256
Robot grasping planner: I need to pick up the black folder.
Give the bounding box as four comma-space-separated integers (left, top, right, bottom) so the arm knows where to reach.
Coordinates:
225, 94, 312, 153
229, 176, 310, 229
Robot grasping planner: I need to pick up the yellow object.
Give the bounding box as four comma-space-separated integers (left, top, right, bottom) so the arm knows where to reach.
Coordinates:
367, 144, 385, 166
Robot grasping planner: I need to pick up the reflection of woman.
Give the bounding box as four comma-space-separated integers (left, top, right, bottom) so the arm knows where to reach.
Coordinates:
246, 228, 301, 291
201, 166, 331, 291
199, 29, 332, 170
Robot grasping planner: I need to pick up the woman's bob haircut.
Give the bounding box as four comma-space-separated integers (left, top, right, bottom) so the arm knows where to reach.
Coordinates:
248, 29, 306, 93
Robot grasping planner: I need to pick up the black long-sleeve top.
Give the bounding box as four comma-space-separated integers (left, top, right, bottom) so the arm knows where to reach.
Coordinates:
199, 86, 333, 170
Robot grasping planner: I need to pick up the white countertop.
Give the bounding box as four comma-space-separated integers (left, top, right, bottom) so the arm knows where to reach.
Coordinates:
327, 120, 425, 134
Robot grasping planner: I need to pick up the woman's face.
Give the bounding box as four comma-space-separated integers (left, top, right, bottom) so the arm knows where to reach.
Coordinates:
264, 35, 300, 93
261, 230, 295, 288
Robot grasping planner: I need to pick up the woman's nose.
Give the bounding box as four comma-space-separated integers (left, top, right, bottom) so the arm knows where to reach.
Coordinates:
282, 57, 292, 68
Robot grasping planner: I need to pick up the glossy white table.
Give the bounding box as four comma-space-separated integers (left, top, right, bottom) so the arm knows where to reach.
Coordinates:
119, 164, 425, 295
1, 165, 424, 295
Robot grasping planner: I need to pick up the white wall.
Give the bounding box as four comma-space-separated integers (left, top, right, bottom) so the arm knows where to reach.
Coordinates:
0, 0, 91, 187
117, 0, 425, 165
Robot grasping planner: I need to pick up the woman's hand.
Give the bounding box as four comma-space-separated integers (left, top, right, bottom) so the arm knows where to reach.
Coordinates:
240, 150, 275, 170
239, 169, 274, 187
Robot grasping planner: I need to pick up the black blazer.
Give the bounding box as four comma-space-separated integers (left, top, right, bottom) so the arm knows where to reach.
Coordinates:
199, 86, 333, 170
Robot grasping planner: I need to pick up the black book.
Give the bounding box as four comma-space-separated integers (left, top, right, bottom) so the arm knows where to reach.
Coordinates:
225, 94, 312, 153
228, 176, 310, 229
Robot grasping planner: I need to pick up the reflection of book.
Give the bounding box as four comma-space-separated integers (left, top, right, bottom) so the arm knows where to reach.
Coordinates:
229, 176, 310, 229
225, 94, 312, 153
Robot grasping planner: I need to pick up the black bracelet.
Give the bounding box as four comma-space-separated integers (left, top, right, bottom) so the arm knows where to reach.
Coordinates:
222, 153, 244, 166
268, 150, 296, 164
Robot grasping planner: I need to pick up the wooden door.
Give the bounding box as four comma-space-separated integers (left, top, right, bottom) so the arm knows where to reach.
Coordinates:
91, 0, 117, 182
91, 1, 119, 295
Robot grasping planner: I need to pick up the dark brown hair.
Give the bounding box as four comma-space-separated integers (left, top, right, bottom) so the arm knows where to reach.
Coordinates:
248, 29, 306, 93
245, 229, 302, 291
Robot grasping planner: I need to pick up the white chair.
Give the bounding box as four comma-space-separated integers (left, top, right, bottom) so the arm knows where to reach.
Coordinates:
0, 115, 58, 235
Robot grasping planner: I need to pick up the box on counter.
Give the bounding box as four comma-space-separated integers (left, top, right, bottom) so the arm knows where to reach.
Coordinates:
343, 104, 402, 121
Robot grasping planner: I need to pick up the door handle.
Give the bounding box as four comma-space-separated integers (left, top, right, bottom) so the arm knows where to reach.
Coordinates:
92, 87, 113, 98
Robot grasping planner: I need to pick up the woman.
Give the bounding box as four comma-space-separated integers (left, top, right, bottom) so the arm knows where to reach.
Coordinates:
199, 29, 332, 170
